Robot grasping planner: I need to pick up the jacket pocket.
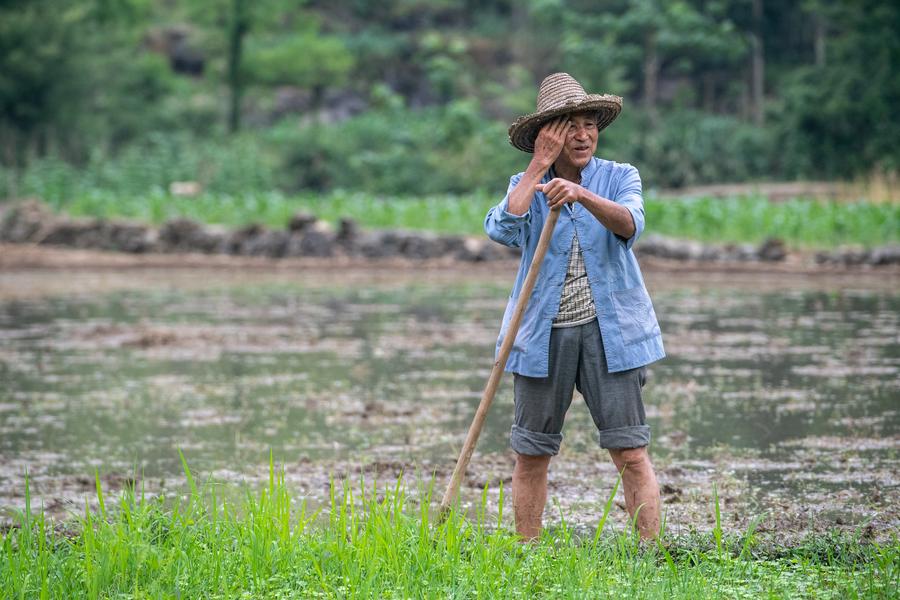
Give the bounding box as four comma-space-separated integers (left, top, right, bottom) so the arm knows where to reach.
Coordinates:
611, 286, 661, 346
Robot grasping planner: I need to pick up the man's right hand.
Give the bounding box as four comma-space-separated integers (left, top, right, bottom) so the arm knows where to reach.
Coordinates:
505, 117, 570, 217
531, 117, 568, 170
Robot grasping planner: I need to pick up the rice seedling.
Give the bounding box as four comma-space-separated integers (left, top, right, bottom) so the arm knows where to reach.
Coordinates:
2, 453, 896, 598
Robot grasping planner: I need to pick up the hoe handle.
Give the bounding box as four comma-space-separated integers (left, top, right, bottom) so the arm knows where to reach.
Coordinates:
439, 207, 560, 515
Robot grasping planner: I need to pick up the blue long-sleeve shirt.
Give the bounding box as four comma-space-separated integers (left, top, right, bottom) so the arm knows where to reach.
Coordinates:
484, 157, 665, 376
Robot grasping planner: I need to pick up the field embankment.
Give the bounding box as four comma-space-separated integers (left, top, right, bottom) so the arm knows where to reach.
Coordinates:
2, 198, 898, 269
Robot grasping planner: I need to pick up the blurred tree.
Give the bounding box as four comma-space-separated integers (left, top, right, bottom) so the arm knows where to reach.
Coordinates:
2, 0, 897, 196
183, 0, 353, 131
777, 0, 900, 177
749, 0, 764, 124
679, 0, 747, 114
552, 0, 746, 118
227, 0, 248, 133
244, 26, 354, 115
0, 0, 89, 170
0, 0, 168, 191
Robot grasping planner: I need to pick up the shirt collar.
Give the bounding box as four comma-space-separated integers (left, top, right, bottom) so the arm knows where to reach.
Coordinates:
548, 157, 598, 185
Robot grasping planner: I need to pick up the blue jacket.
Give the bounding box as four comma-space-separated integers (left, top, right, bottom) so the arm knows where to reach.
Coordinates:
484, 157, 665, 376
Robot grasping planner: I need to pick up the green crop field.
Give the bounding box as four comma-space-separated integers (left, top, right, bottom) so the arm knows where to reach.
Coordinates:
31, 190, 900, 249
2, 455, 897, 598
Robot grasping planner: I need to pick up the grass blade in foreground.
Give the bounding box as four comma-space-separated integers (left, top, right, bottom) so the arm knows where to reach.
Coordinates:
1, 458, 897, 598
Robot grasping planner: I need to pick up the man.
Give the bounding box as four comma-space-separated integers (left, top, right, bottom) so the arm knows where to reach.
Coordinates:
484, 73, 665, 541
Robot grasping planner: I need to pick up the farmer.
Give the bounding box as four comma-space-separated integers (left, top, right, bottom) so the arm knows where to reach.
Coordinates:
484, 73, 665, 541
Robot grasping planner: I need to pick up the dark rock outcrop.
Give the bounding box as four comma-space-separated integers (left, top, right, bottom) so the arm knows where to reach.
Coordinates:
159, 219, 225, 253
0, 199, 51, 243
815, 245, 900, 266
757, 237, 787, 262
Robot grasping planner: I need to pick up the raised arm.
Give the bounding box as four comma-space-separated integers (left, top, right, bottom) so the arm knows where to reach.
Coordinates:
505, 117, 569, 215
484, 118, 569, 247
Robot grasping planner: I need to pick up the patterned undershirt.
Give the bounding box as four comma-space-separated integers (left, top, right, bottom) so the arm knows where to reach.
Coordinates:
552, 233, 597, 327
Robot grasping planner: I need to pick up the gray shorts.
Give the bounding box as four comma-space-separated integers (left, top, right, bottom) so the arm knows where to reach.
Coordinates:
511, 319, 650, 455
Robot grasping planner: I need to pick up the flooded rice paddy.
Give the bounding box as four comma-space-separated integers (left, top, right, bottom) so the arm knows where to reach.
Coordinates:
1, 264, 898, 542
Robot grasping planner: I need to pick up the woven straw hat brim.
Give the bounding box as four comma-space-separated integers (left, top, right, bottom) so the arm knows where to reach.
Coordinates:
508, 95, 622, 153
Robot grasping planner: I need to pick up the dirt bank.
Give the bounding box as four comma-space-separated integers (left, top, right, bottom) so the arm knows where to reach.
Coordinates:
2, 244, 898, 303
3, 199, 899, 268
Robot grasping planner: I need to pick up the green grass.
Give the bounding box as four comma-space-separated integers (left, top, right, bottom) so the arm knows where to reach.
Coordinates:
40, 189, 497, 237
644, 195, 899, 248
11, 189, 900, 249
2, 453, 897, 598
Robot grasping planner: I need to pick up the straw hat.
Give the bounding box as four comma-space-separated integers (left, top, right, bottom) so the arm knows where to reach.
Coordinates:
508, 73, 623, 153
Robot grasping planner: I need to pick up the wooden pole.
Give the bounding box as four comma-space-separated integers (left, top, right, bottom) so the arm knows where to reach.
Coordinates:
439, 207, 560, 516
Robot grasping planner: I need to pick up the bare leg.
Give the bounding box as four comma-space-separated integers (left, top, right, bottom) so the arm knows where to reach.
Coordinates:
608, 446, 661, 540
512, 453, 552, 541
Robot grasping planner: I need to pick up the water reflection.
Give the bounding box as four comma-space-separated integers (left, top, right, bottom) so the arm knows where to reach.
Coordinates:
1, 271, 897, 532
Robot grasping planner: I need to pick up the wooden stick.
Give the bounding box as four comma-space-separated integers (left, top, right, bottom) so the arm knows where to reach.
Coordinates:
439, 207, 561, 516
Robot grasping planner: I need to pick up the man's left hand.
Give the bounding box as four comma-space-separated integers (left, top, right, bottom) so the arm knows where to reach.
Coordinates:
536, 178, 582, 210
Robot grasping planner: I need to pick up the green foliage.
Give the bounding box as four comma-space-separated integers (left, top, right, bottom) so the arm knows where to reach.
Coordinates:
631, 110, 775, 188
271, 100, 523, 195
0, 0, 93, 160
2, 461, 897, 597
774, 0, 900, 178
245, 33, 354, 89
645, 195, 900, 247
1, 0, 899, 192
1, 132, 277, 200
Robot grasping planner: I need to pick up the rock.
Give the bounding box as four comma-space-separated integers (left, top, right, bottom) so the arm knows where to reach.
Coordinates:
337, 217, 360, 246
638, 235, 706, 261
293, 230, 335, 257
398, 231, 444, 259
868, 245, 900, 265
0, 199, 53, 243
438, 235, 466, 256
288, 213, 318, 233
455, 238, 517, 262
5, 199, 899, 268
159, 218, 201, 247
348, 230, 486, 260
221, 224, 266, 255
839, 249, 870, 265
355, 230, 403, 258
159, 218, 225, 253
285, 222, 335, 257
104, 222, 156, 253
243, 229, 290, 258
335, 217, 364, 255
757, 237, 787, 262
0, 202, 154, 252
814, 247, 871, 266
734, 243, 759, 261
39, 220, 105, 248
639, 235, 782, 263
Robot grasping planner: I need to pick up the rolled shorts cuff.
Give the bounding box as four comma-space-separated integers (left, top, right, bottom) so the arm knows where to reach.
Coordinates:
597, 425, 651, 450
510, 424, 562, 456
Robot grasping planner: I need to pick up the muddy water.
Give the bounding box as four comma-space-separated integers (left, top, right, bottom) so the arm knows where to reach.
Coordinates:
1, 266, 897, 540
